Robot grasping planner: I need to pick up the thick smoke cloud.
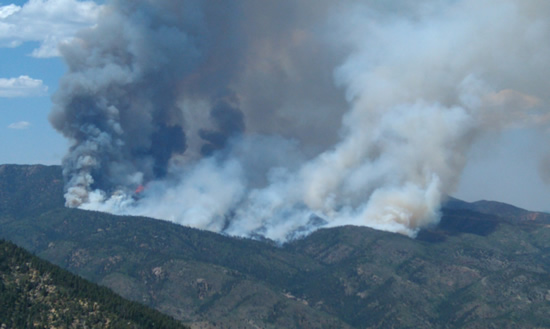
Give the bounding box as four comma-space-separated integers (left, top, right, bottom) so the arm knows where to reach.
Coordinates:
199, 94, 245, 156
51, 0, 550, 242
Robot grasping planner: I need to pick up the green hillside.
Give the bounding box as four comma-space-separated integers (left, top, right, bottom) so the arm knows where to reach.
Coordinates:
1, 164, 550, 328
0, 239, 188, 329
0, 164, 64, 217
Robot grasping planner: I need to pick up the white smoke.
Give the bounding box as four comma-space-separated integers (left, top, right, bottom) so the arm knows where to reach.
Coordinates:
53, 0, 550, 242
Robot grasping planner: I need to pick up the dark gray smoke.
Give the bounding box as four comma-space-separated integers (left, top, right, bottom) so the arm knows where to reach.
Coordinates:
199, 94, 245, 156
51, 0, 550, 242
50, 0, 345, 208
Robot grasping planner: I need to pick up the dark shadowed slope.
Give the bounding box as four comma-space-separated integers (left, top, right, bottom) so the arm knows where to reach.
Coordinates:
444, 197, 550, 224
2, 164, 550, 329
0, 164, 64, 217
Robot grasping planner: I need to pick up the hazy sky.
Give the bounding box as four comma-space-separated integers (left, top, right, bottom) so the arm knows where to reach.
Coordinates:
0, 0, 549, 212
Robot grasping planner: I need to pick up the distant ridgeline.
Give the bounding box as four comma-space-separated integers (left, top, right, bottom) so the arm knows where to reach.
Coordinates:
0, 164, 64, 217
0, 239, 188, 329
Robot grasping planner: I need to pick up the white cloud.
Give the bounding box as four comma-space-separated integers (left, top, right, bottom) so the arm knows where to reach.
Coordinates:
0, 75, 48, 97
0, 0, 102, 57
7, 121, 31, 129
0, 4, 20, 19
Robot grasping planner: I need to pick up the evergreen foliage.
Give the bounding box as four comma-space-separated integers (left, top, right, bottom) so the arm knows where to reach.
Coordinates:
2, 164, 550, 328
0, 239, 188, 329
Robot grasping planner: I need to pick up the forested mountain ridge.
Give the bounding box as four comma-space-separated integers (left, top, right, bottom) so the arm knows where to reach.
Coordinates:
1, 164, 550, 328
0, 164, 64, 217
0, 239, 188, 328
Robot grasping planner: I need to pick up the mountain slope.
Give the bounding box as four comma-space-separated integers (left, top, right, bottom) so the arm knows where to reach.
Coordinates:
2, 164, 550, 328
2, 208, 353, 329
0, 164, 64, 217
444, 197, 550, 224
0, 239, 188, 329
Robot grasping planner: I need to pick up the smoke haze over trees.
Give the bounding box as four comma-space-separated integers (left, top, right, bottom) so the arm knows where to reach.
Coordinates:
50, 0, 550, 241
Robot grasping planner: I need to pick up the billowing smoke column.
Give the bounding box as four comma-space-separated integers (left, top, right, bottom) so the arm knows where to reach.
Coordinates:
51, 0, 550, 242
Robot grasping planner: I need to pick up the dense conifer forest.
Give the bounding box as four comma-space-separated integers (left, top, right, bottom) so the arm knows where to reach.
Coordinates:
0, 239, 188, 329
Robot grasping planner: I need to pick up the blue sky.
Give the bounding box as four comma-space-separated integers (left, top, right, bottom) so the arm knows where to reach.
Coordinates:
0, 42, 67, 164
0, 0, 101, 164
0, 0, 549, 212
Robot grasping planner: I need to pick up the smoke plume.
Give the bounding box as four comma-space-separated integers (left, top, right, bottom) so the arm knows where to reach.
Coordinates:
51, 0, 550, 242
